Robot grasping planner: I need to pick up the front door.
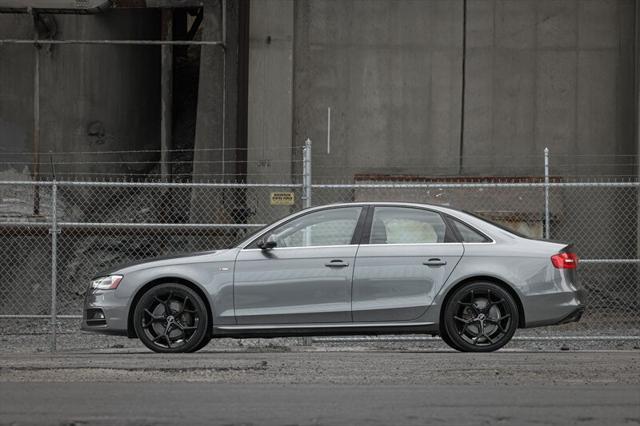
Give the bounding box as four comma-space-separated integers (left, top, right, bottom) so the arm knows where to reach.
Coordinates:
234, 206, 365, 324
352, 206, 464, 322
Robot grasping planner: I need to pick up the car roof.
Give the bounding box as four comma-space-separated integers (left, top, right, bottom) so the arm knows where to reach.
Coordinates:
305, 201, 462, 215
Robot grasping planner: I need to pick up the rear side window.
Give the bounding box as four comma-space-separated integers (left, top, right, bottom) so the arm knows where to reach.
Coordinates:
451, 219, 491, 243
370, 207, 448, 244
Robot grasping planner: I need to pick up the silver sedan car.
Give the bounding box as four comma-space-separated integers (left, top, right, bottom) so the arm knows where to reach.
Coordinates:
82, 202, 585, 353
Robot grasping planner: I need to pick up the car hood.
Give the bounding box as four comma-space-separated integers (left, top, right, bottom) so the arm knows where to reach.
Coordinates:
93, 248, 237, 278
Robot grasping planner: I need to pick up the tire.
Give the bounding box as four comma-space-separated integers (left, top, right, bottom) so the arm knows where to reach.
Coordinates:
133, 283, 210, 353
442, 282, 519, 352
187, 335, 212, 353
438, 326, 462, 351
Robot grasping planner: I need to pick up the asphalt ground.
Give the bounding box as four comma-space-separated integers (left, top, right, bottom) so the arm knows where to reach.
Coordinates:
0, 348, 639, 425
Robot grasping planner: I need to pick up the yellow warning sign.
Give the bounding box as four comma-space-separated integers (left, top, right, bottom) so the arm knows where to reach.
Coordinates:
270, 192, 295, 206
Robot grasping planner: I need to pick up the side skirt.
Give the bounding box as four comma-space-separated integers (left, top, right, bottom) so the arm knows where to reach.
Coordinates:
212, 322, 439, 339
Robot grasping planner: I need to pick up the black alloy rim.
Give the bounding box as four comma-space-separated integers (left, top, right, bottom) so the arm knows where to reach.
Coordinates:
141, 290, 200, 349
453, 288, 512, 347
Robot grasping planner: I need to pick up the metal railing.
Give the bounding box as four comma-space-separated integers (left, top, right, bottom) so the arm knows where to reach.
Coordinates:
0, 144, 638, 350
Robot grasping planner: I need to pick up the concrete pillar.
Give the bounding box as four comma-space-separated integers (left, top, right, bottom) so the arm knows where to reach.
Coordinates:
192, 0, 225, 182
246, 0, 295, 222
191, 0, 240, 223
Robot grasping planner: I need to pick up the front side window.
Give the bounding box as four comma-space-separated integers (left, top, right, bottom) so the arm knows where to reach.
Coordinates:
370, 207, 448, 244
256, 207, 363, 248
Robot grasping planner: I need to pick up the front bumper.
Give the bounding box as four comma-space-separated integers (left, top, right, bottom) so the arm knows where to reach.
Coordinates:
80, 288, 129, 336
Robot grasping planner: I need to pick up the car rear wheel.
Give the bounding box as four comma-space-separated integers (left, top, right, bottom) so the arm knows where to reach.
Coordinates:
438, 326, 462, 351
133, 283, 209, 353
442, 282, 518, 352
187, 334, 212, 353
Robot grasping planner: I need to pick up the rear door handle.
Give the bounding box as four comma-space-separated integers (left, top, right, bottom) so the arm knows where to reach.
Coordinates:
423, 258, 447, 267
325, 259, 349, 268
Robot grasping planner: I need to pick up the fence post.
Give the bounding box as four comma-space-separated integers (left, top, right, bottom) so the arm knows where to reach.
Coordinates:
301, 139, 313, 346
302, 138, 312, 209
50, 180, 58, 352
544, 147, 550, 240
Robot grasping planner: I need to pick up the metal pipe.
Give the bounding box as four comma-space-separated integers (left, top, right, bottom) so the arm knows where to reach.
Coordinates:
221, 0, 226, 46
636, 0, 640, 287
0, 39, 224, 46
458, 0, 467, 175
301, 138, 313, 347
160, 9, 173, 181
57, 222, 265, 229
302, 138, 312, 209
221, 14, 227, 177
54, 181, 302, 188
0, 222, 51, 228
32, 22, 40, 215
309, 182, 639, 189
544, 147, 550, 239
0, 179, 637, 189
49, 180, 58, 352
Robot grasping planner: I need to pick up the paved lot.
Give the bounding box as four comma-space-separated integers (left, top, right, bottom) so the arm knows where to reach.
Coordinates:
0, 349, 639, 425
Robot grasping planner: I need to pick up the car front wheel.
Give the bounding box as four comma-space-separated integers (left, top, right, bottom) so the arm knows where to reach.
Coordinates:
133, 283, 210, 353
442, 282, 518, 352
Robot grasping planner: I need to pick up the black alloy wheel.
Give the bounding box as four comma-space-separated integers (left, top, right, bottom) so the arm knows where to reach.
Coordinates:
442, 282, 518, 352
133, 283, 209, 353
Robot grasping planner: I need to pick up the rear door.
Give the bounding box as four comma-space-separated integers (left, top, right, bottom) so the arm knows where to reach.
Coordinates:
351, 206, 464, 322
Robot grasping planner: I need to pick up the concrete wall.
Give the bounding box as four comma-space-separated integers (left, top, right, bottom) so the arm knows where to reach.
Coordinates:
244, 0, 637, 180
293, 0, 463, 179
463, 0, 637, 176
0, 11, 160, 179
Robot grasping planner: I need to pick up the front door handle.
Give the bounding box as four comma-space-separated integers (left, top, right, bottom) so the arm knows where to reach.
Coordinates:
423, 258, 447, 267
325, 259, 349, 268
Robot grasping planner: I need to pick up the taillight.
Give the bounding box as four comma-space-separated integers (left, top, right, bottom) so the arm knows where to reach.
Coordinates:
551, 252, 579, 269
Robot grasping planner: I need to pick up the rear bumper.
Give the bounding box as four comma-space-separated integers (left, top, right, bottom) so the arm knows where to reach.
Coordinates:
555, 306, 585, 325
524, 303, 585, 328
523, 286, 586, 328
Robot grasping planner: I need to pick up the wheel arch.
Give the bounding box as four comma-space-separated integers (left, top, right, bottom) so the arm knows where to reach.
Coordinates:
438, 275, 526, 330
126, 277, 214, 338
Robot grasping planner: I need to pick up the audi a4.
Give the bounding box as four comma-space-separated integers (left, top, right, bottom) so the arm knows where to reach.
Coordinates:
82, 202, 585, 352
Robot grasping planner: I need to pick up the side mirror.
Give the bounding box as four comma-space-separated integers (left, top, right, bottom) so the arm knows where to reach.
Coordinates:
257, 239, 277, 250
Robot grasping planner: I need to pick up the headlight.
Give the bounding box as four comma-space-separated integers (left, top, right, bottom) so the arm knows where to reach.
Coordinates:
90, 275, 123, 290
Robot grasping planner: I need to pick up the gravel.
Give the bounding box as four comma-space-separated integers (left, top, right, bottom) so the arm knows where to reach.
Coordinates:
1, 318, 639, 354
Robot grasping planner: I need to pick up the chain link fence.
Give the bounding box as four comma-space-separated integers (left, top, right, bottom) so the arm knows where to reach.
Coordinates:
311, 179, 639, 333
0, 149, 638, 349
